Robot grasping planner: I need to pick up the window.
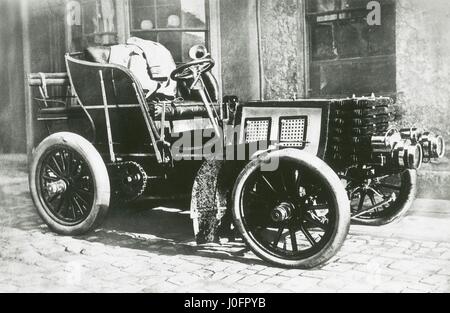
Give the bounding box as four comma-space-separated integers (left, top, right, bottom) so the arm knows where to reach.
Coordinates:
129, 0, 209, 63
306, 0, 396, 97
80, 0, 119, 47
68, 0, 216, 70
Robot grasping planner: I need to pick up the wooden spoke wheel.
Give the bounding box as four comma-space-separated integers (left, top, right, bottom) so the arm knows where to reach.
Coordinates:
30, 132, 110, 235
232, 149, 350, 268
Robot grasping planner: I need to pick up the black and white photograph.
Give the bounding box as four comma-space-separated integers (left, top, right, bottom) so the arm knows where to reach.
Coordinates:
0, 0, 449, 296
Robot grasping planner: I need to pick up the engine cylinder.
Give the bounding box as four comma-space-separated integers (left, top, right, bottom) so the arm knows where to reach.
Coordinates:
392, 141, 423, 170
371, 129, 401, 154
419, 132, 445, 161
400, 128, 421, 142
371, 128, 424, 170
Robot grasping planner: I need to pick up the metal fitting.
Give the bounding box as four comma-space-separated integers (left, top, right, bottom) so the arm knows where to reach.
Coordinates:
271, 202, 294, 223
371, 128, 401, 153
392, 140, 423, 170
419, 132, 445, 162
46, 180, 67, 197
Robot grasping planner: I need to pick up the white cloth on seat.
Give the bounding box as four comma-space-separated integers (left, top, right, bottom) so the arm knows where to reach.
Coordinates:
109, 44, 159, 98
127, 37, 177, 98
108, 38, 177, 99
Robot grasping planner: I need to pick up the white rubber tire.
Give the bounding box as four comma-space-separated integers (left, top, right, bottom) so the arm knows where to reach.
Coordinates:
232, 149, 350, 269
29, 132, 110, 236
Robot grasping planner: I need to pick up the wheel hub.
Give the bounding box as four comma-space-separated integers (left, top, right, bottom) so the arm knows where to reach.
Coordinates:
46, 180, 67, 197
271, 202, 294, 223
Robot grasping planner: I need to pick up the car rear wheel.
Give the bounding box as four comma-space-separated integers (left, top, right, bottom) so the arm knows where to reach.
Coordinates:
232, 149, 350, 269
29, 132, 110, 235
346, 169, 417, 226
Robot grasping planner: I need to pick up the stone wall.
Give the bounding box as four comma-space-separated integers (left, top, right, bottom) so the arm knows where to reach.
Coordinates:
260, 0, 305, 100
226, 0, 450, 146
395, 0, 450, 144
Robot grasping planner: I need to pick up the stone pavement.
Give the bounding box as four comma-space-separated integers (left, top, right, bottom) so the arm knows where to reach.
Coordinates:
0, 155, 449, 293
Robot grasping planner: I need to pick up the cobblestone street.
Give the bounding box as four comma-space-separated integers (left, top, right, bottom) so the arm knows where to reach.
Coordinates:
1, 155, 450, 293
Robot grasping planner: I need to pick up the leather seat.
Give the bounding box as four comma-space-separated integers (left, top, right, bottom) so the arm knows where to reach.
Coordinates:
85, 46, 111, 63
153, 101, 220, 120
84, 46, 221, 121
151, 71, 220, 121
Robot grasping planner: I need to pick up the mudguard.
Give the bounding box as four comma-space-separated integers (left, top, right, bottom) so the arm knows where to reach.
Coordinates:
190, 159, 229, 244
190, 142, 277, 244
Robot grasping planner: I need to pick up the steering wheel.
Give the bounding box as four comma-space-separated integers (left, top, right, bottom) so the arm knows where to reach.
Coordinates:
170, 58, 215, 81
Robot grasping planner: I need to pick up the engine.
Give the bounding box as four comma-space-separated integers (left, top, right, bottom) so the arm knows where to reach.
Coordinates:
326, 95, 445, 172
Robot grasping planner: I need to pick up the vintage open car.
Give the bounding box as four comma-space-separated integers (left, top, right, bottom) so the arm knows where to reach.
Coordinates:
27, 45, 445, 268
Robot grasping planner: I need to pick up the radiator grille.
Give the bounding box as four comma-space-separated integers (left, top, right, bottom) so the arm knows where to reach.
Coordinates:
280, 117, 307, 147
245, 119, 270, 143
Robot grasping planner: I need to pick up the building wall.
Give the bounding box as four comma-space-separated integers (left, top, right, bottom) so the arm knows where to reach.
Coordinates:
25, 0, 67, 153
0, 0, 66, 153
221, 0, 450, 145
3, 0, 450, 152
27, 0, 66, 73
0, 0, 25, 153
260, 0, 305, 100
219, 0, 306, 101
396, 0, 450, 143
219, 0, 261, 102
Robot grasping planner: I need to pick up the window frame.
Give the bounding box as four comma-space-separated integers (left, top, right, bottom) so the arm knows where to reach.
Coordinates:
304, 0, 397, 98
80, 0, 120, 47
67, 0, 221, 98
123, 0, 221, 97
128, 0, 210, 63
